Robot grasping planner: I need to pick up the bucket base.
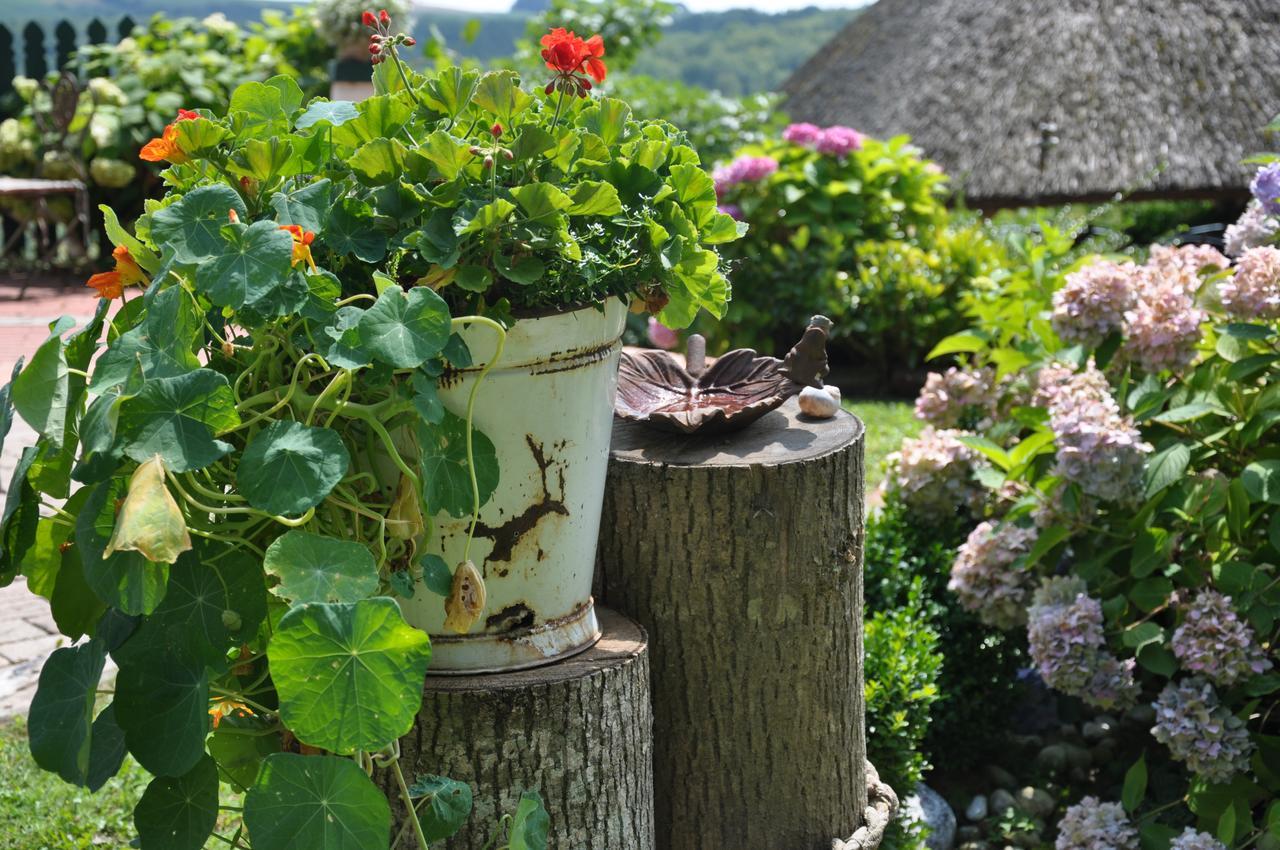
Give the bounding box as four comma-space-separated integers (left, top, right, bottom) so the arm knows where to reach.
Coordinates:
425, 599, 603, 675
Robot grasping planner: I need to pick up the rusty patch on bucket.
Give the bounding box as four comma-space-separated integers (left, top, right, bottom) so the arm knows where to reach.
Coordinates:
472, 436, 568, 563
485, 602, 536, 632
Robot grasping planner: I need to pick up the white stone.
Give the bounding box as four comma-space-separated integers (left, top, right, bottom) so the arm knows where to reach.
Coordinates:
825, 385, 842, 404
798, 386, 840, 418
903, 783, 957, 850
965, 794, 988, 822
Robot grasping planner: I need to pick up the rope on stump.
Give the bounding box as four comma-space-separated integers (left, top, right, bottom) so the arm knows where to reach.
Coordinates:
832, 761, 899, 850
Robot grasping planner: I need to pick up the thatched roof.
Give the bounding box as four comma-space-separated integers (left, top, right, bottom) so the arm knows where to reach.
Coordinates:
782, 0, 1280, 208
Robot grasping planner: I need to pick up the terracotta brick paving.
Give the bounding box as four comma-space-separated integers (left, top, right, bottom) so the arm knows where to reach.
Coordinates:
0, 277, 103, 718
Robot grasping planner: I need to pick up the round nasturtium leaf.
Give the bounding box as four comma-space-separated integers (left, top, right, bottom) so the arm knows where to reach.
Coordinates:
245, 753, 391, 850
268, 598, 432, 753
133, 755, 219, 850
149, 184, 247, 263
119, 369, 240, 474
238, 421, 349, 516
408, 774, 473, 842
27, 640, 106, 785
357, 285, 451, 369
263, 530, 379, 604
418, 411, 499, 518
114, 653, 209, 777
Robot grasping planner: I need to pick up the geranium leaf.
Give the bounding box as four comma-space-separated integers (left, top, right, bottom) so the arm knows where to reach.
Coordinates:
119, 369, 239, 473
27, 640, 106, 784
244, 754, 391, 850
230, 80, 288, 139
271, 178, 332, 235
472, 70, 531, 126
568, 180, 622, 216
12, 323, 69, 449
114, 652, 209, 777
418, 411, 499, 518
134, 755, 219, 850
358, 285, 452, 368
332, 94, 412, 147
264, 74, 304, 117
420, 67, 479, 121
264, 531, 379, 604
510, 183, 573, 221
269, 598, 432, 753
238, 421, 348, 517
350, 137, 407, 186
76, 479, 170, 616
455, 198, 516, 235
150, 185, 246, 263
194, 220, 294, 311
415, 131, 473, 181
323, 197, 388, 263
408, 775, 473, 842
296, 99, 358, 130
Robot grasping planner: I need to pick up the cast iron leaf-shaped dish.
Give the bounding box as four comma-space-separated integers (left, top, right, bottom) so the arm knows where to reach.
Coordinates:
615, 348, 795, 435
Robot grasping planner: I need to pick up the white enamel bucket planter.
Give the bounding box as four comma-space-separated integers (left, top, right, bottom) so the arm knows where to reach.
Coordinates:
403, 297, 628, 673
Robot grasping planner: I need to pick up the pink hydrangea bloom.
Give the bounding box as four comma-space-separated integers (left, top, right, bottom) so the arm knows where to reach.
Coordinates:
1041, 363, 1151, 502
1224, 201, 1278, 258
814, 125, 863, 157
646, 317, 679, 350
1171, 589, 1272, 687
1152, 677, 1253, 783
913, 366, 996, 428
712, 155, 777, 198
1219, 246, 1280, 319
1122, 270, 1206, 372
1027, 577, 1139, 709
782, 122, 823, 145
1147, 243, 1229, 291
948, 521, 1037, 630
882, 427, 988, 520
1170, 828, 1228, 850
1055, 797, 1138, 850
1051, 260, 1138, 346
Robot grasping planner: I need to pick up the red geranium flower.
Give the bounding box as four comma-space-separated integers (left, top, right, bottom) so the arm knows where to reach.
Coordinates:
362, 10, 377, 26
176, 109, 200, 121
540, 28, 606, 98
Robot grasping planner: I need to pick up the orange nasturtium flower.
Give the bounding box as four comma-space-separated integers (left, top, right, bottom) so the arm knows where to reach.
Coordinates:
540, 28, 606, 97
86, 245, 148, 300
139, 109, 199, 164
208, 697, 251, 729
280, 225, 318, 272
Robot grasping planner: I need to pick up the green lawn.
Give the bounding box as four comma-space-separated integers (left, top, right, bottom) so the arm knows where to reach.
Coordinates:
842, 398, 922, 487
0, 716, 150, 850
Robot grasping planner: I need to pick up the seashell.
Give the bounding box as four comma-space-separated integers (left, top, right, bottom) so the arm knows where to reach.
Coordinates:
797, 385, 840, 418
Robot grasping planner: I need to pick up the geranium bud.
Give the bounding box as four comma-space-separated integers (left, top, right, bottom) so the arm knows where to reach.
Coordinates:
469, 145, 484, 156
104, 455, 193, 564
362, 11, 377, 27
545, 81, 555, 95
444, 560, 486, 634
403, 36, 416, 46
369, 43, 381, 54
483, 155, 494, 170
490, 122, 503, 138
379, 8, 390, 23
502, 149, 514, 160
385, 473, 424, 540
370, 33, 382, 42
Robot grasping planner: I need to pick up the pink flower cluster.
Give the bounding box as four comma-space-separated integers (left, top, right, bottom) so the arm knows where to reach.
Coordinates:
1055, 797, 1138, 850
1027, 577, 1139, 709
948, 521, 1037, 630
782, 122, 864, 157
1122, 271, 1207, 372
1219, 246, 1280, 319
1170, 589, 1272, 687
882, 427, 988, 520
913, 367, 996, 428
712, 155, 778, 198
1169, 829, 1228, 850
1040, 363, 1151, 503
1051, 261, 1137, 346
1146, 243, 1229, 289
1224, 201, 1278, 258
1151, 677, 1253, 784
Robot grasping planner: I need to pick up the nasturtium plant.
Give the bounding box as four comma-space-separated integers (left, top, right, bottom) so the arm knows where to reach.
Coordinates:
0, 12, 718, 849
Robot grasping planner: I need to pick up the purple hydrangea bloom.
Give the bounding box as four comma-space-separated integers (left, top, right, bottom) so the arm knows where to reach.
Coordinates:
1169, 828, 1228, 850
1152, 677, 1253, 783
1027, 577, 1139, 709
1220, 246, 1280, 319
913, 366, 996, 428
882, 427, 988, 520
1250, 162, 1280, 216
782, 122, 823, 146
1055, 797, 1139, 850
1170, 589, 1272, 687
1224, 201, 1279, 258
814, 125, 863, 157
1051, 260, 1138, 346
948, 520, 1037, 630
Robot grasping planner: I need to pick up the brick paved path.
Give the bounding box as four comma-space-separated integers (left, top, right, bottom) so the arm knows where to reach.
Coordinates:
0, 278, 102, 718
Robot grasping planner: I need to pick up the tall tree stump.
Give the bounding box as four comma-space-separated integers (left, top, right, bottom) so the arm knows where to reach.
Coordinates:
388, 608, 653, 849
596, 398, 866, 850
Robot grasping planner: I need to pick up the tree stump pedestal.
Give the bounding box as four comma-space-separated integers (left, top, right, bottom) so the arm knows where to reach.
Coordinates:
596, 398, 868, 850
388, 608, 653, 850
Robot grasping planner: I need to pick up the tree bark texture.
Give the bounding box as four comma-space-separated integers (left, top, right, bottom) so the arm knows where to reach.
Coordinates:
387, 608, 654, 850
596, 398, 866, 850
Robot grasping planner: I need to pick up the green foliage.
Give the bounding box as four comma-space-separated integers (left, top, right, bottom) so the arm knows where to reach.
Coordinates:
712, 133, 1005, 378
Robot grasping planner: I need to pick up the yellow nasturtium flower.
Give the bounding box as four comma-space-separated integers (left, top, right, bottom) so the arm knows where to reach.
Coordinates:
104, 455, 193, 564
444, 560, 486, 634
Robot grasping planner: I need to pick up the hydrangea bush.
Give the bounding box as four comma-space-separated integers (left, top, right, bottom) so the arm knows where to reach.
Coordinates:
881, 177, 1280, 846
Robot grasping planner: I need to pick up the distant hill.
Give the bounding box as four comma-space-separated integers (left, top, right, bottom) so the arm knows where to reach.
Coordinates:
0, 1, 860, 96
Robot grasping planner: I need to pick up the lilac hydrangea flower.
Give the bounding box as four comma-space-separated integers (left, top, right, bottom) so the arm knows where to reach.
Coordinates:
1152, 677, 1254, 784
1055, 797, 1139, 850
1027, 577, 1139, 709
782, 122, 823, 146
1171, 589, 1272, 687
1122, 270, 1207, 373
948, 521, 1037, 630
1051, 260, 1138, 346
814, 125, 863, 157
913, 366, 996, 428
1146, 244, 1229, 291
1250, 162, 1280, 216
1220, 246, 1280, 319
1169, 829, 1227, 850
717, 203, 744, 221
882, 427, 988, 520
712, 155, 778, 198
1224, 201, 1279, 258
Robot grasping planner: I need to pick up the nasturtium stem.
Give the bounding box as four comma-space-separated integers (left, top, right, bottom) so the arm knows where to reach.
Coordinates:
451, 316, 508, 563
391, 759, 431, 850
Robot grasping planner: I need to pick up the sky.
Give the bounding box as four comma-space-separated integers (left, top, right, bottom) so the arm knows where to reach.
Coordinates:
421, 0, 866, 12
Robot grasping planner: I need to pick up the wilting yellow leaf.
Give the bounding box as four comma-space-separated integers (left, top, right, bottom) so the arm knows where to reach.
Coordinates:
104, 455, 193, 564
385, 473, 425, 541
443, 560, 486, 634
